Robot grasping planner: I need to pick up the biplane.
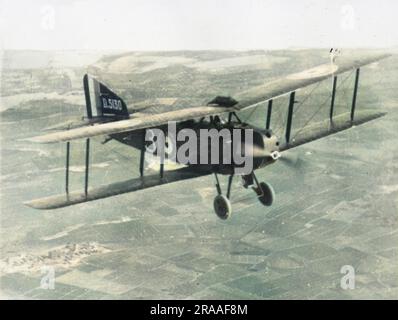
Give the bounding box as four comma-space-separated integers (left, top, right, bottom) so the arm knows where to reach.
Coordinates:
25, 52, 390, 220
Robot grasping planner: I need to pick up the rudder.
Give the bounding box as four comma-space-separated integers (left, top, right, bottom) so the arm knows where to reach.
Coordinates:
83, 74, 129, 120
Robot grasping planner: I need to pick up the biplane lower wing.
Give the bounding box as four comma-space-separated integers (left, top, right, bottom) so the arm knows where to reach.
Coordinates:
24, 166, 211, 210
25, 110, 385, 210
280, 110, 386, 152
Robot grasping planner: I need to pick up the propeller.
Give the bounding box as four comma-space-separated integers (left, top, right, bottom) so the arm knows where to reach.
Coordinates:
278, 152, 303, 170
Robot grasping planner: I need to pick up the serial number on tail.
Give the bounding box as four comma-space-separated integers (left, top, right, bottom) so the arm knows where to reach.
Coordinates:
101, 97, 123, 111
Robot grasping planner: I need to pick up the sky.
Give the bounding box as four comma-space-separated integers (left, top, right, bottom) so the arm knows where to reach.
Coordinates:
0, 0, 397, 50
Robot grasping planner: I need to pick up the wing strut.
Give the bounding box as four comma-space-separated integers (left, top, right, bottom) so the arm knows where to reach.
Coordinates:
65, 142, 70, 194
84, 138, 90, 196
160, 135, 164, 179
64, 138, 91, 197
266, 99, 273, 130
285, 91, 296, 144
139, 130, 146, 177
330, 76, 337, 121
83, 74, 92, 119
351, 68, 360, 121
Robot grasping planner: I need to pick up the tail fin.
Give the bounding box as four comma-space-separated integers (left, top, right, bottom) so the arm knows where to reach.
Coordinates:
83, 74, 129, 120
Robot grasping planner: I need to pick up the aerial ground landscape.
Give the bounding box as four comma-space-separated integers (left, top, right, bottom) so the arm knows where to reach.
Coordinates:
0, 49, 397, 299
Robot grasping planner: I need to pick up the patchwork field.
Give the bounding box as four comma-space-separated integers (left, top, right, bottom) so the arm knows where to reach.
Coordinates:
1, 49, 397, 299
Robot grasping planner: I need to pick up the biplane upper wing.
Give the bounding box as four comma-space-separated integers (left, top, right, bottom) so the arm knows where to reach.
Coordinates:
26, 53, 390, 144
27, 105, 231, 143
234, 53, 390, 110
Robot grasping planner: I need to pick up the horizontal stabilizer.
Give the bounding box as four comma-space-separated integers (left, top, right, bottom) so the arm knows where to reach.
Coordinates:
25, 167, 210, 210
280, 110, 386, 151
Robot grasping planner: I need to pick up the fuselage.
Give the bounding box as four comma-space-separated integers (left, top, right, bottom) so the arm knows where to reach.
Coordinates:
111, 118, 280, 175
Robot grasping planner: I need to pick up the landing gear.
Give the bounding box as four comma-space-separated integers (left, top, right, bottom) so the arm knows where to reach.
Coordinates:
255, 181, 275, 206
213, 195, 232, 220
251, 172, 275, 206
212, 172, 275, 219
213, 173, 233, 220
242, 172, 275, 206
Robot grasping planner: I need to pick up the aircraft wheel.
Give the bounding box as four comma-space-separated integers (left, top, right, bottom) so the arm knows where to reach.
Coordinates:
213, 195, 232, 220
257, 182, 275, 206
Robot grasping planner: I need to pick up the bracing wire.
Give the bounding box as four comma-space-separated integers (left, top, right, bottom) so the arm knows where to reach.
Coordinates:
242, 100, 263, 123
274, 81, 323, 135
291, 70, 354, 140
